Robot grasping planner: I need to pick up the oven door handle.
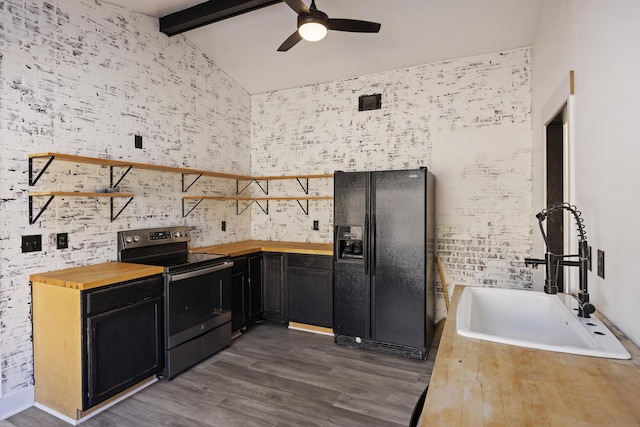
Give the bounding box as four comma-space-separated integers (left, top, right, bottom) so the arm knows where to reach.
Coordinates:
168, 261, 234, 282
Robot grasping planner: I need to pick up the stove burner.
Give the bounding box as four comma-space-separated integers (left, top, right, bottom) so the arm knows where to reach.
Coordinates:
117, 226, 229, 271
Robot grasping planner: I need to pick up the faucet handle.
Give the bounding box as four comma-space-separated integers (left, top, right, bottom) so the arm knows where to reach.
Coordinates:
524, 257, 545, 268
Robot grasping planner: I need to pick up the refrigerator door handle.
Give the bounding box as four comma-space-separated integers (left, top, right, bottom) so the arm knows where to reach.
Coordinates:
364, 213, 370, 275
371, 214, 376, 274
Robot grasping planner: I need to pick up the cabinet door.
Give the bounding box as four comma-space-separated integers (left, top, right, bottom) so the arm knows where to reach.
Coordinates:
248, 254, 263, 323
231, 256, 248, 331
263, 253, 285, 323
288, 266, 333, 328
231, 271, 247, 331
84, 296, 162, 409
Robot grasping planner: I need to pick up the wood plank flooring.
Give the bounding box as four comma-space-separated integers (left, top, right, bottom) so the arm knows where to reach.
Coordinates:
3, 323, 437, 426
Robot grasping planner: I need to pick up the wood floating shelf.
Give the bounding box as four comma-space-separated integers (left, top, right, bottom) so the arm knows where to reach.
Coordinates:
28, 191, 135, 225
29, 152, 333, 184
29, 191, 135, 197
182, 195, 333, 216
28, 152, 250, 184
28, 152, 334, 222
247, 174, 334, 180
182, 196, 333, 201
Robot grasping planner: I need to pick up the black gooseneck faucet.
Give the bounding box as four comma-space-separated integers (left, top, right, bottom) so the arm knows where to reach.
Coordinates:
524, 203, 596, 318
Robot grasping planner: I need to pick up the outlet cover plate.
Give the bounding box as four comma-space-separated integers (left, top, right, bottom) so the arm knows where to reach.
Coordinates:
56, 232, 69, 249
22, 235, 42, 253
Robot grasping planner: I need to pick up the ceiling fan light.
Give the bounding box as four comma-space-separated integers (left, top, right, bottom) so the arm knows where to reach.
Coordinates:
299, 21, 327, 42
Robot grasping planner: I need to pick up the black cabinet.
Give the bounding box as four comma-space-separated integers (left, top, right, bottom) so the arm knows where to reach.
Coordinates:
248, 254, 263, 323
231, 254, 263, 331
262, 253, 333, 328
83, 275, 163, 409
263, 252, 286, 323
231, 257, 248, 331
287, 254, 333, 328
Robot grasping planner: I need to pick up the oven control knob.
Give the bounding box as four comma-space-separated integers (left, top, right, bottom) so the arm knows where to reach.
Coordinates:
125, 236, 133, 243
133, 235, 140, 242
175, 231, 182, 237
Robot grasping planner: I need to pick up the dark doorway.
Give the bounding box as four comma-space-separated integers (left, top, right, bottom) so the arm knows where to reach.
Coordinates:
546, 106, 566, 292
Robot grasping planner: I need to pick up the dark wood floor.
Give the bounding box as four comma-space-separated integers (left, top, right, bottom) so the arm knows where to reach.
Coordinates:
3, 323, 437, 426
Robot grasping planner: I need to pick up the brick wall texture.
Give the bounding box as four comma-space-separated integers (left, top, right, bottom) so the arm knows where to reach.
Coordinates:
0, 0, 251, 398
0, 0, 533, 402
251, 48, 534, 319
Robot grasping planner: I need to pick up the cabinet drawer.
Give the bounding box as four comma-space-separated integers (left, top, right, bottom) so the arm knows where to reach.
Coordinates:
287, 254, 332, 270
85, 275, 163, 316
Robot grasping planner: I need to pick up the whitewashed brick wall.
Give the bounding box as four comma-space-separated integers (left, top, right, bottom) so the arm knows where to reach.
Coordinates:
251, 48, 534, 320
0, 0, 535, 407
0, 0, 251, 400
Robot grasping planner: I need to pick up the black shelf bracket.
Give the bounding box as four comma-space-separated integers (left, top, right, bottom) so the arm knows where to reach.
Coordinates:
237, 179, 269, 196
29, 156, 55, 186
29, 194, 55, 225
110, 196, 134, 221
236, 200, 268, 215
182, 173, 203, 193
182, 198, 203, 218
296, 199, 310, 215
296, 178, 310, 195
110, 165, 133, 190
254, 180, 268, 196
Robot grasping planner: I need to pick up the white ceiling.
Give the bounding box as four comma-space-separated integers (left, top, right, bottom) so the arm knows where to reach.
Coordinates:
104, 0, 542, 94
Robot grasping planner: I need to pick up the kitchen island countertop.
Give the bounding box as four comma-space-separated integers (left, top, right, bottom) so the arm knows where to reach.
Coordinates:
421, 285, 640, 426
191, 240, 333, 257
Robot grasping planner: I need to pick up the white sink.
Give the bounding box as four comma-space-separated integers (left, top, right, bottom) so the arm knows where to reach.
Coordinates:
456, 286, 631, 359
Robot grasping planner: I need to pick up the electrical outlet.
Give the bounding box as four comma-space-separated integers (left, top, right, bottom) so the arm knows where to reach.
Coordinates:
221, 221, 226, 232
135, 134, 143, 149
56, 232, 69, 249
313, 220, 319, 231
22, 235, 42, 253
597, 249, 605, 279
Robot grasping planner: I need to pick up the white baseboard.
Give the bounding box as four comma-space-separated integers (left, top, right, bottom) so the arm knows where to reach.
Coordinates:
0, 385, 34, 420
35, 376, 157, 425
33, 403, 79, 425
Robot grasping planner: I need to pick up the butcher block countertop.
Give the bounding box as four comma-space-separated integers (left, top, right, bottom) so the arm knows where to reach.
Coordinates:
191, 240, 333, 257
421, 286, 640, 426
29, 262, 165, 291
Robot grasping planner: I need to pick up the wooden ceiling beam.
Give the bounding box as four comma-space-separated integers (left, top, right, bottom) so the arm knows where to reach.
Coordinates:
160, 0, 282, 37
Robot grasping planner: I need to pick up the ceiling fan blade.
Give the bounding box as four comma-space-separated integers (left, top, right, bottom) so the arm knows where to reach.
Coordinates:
327, 19, 381, 33
277, 31, 303, 52
282, 0, 310, 15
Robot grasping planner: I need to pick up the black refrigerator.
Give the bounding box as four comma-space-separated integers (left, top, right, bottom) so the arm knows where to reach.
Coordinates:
333, 168, 435, 359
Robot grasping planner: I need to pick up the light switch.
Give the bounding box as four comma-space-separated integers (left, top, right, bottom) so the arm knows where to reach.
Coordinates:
597, 249, 605, 279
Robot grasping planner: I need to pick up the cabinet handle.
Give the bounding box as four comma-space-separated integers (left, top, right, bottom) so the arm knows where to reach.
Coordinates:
168, 261, 233, 281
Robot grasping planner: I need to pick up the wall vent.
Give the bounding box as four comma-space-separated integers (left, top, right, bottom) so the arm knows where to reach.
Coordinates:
358, 94, 382, 111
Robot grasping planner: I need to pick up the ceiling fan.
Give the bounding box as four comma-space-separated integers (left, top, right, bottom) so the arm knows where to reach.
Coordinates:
278, 0, 381, 52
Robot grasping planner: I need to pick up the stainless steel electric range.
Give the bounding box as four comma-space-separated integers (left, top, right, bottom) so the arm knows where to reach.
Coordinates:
117, 226, 233, 380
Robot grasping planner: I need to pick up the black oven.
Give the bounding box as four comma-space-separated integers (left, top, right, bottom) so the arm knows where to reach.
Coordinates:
118, 226, 233, 380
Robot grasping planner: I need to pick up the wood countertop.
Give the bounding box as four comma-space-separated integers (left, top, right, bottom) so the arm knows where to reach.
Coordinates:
191, 240, 333, 257
29, 262, 165, 291
421, 286, 640, 426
